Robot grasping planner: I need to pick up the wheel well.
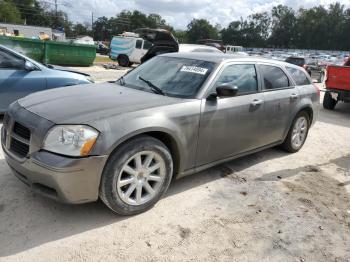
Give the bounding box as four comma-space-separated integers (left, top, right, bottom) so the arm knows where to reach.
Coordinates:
110, 131, 181, 176
144, 131, 181, 176
117, 54, 128, 59
299, 107, 313, 123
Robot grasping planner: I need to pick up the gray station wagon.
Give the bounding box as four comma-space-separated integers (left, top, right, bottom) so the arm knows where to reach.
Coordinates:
1, 53, 320, 215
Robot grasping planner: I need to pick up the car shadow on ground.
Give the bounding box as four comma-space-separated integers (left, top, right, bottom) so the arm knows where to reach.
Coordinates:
0, 144, 289, 257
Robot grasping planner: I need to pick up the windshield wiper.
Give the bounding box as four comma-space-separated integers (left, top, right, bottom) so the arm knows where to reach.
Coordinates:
138, 76, 165, 96
118, 76, 125, 85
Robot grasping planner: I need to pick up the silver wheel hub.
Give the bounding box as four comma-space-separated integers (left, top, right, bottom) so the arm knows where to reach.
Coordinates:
117, 151, 166, 206
291, 116, 308, 149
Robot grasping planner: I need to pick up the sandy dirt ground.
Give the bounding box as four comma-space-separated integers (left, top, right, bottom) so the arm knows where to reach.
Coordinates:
0, 68, 350, 261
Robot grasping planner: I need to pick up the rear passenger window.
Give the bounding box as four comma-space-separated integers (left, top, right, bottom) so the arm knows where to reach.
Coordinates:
260, 65, 289, 90
135, 40, 142, 49
286, 67, 311, 85
214, 64, 258, 95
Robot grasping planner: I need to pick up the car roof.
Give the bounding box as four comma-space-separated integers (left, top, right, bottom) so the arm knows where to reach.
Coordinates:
179, 44, 222, 52
161, 52, 300, 69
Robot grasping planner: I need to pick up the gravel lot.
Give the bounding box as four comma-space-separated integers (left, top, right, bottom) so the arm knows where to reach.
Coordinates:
0, 68, 350, 261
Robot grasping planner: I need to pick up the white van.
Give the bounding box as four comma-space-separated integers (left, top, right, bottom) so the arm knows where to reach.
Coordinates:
225, 45, 244, 54
110, 32, 152, 66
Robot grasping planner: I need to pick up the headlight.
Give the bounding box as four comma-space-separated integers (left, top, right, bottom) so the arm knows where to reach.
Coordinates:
43, 125, 99, 157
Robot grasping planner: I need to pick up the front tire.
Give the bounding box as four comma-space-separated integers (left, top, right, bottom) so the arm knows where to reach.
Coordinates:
282, 112, 310, 153
117, 55, 130, 67
99, 136, 173, 215
323, 91, 337, 110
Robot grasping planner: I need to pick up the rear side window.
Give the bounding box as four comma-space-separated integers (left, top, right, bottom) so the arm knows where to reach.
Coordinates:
214, 64, 258, 95
135, 39, 142, 49
286, 67, 311, 86
286, 57, 305, 66
260, 65, 289, 90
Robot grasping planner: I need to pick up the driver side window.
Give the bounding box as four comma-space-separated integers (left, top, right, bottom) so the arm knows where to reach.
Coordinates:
0, 49, 25, 70
213, 64, 258, 95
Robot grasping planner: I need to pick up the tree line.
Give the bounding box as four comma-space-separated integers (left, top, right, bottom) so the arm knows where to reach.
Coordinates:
1, 0, 350, 50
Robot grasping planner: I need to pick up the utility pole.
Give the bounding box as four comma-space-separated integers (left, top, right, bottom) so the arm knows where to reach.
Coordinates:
55, 0, 58, 28
91, 12, 94, 39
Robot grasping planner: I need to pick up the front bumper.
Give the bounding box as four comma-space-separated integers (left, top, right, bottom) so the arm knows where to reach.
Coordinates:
3, 147, 108, 204
2, 102, 108, 204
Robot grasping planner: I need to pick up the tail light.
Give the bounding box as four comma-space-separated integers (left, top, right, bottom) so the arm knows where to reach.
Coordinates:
313, 83, 320, 96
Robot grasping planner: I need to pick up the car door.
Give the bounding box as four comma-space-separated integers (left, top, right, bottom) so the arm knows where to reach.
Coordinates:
258, 63, 299, 145
141, 40, 152, 58
0, 48, 46, 112
196, 63, 265, 166
129, 39, 143, 63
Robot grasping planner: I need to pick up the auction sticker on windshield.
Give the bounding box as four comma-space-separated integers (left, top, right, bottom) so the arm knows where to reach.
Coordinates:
180, 66, 208, 75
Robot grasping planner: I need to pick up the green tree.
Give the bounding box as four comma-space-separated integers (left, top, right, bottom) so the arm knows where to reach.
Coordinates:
0, 0, 22, 23
173, 30, 188, 43
269, 5, 297, 48
186, 19, 219, 43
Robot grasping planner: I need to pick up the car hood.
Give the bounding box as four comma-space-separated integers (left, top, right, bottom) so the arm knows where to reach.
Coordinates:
47, 65, 90, 76
18, 83, 182, 124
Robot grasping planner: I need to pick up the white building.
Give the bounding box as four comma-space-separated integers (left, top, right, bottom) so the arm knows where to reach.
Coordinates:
0, 22, 65, 41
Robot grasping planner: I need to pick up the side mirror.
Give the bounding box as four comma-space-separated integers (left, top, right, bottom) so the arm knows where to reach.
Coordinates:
216, 84, 238, 97
24, 61, 36, 71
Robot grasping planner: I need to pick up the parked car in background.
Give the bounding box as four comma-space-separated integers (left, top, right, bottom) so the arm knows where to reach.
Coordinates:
225, 45, 244, 54
285, 56, 312, 76
179, 44, 223, 53
2, 53, 319, 215
323, 64, 350, 110
96, 42, 110, 55
0, 45, 93, 114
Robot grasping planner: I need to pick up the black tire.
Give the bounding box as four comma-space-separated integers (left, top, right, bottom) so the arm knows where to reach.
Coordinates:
323, 92, 337, 110
99, 135, 173, 215
282, 111, 310, 153
117, 55, 130, 67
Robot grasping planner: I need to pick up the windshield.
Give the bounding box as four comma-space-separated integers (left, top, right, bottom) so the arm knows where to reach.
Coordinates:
120, 56, 215, 98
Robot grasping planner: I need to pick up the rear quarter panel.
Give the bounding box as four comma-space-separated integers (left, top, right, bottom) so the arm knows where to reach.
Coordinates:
296, 84, 320, 126
110, 37, 135, 60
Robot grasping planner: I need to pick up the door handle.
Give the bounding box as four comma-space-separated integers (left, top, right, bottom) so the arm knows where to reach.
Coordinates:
290, 93, 299, 100
251, 99, 264, 106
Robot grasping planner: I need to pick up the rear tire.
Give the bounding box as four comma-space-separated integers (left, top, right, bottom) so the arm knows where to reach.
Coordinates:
282, 111, 310, 153
99, 135, 173, 215
323, 92, 337, 110
117, 55, 130, 67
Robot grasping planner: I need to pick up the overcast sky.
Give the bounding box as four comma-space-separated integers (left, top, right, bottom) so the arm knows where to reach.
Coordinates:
60, 0, 350, 29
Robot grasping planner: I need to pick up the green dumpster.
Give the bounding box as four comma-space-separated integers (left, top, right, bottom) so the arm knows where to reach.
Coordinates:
0, 36, 45, 62
44, 41, 96, 66
0, 36, 96, 66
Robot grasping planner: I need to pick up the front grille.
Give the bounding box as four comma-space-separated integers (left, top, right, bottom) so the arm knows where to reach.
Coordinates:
13, 122, 31, 141
4, 118, 31, 158
10, 138, 30, 157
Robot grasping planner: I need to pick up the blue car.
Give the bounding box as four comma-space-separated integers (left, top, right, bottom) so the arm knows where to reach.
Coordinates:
0, 45, 93, 113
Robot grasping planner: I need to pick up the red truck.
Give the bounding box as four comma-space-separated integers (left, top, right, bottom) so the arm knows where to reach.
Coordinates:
323, 57, 350, 110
